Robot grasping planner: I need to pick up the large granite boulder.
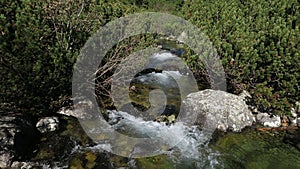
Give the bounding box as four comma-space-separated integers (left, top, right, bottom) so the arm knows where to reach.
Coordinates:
179, 89, 254, 132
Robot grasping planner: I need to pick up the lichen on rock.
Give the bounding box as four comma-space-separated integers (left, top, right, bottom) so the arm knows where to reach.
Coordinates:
180, 89, 255, 132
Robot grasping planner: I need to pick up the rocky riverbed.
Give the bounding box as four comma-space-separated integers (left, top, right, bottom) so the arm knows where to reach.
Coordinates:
1, 90, 300, 168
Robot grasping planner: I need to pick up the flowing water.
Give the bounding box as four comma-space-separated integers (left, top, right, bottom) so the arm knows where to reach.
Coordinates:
73, 51, 223, 168
80, 109, 220, 168
107, 110, 220, 168
52, 50, 300, 168
81, 51, 300, 168
73, 110, 300, 169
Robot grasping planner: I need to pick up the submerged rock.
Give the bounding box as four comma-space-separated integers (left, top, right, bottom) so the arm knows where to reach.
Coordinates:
155, 114, 176, 125
0, 108, 94, 168
180, 89, 255, 132
29, 115, 94, 168
135, 154, 174, 169
211, 127, 300, 169
36, 117, 59, 133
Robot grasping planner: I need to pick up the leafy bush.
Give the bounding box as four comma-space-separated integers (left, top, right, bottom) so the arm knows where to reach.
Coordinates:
1, 0, 299, 116
181, 0, 300, 114
0, 0, 139, 113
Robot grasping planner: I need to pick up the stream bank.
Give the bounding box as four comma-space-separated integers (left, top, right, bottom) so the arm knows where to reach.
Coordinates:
2, 47, 300, 168
2, 110, 300, 168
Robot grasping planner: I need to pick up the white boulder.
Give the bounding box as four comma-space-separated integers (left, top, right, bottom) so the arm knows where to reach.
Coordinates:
179, 89, 255, 132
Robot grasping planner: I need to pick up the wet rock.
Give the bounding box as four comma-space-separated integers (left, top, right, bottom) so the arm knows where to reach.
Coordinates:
36, 117, 59, 133
0, 116, 17, 146
155, 114, 176, 125
57, 107, 75, 117
31, 115, 94, 168
11, 161, 49, 169
57, 99, 95, 120
0, 151, 14, 168
0, 109, 94, 168
0, 112, 39, 168
256, 113, 281, 127
35, 133, 76, 161
136, 154, 174, 169
68, 150, 139, 169
180, 89, 255, 132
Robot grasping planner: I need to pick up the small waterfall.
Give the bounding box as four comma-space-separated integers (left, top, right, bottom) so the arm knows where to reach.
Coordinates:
87, 110, 221, 168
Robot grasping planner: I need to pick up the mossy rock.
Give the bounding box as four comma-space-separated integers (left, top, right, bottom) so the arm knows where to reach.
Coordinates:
59, 116, 93, 146
69, 151, 130, 169
34, 133, 75, 160
33, 116, 93, 161
69, 151, 110, 169
155, 114, 176, 124
135, 154, 174, 169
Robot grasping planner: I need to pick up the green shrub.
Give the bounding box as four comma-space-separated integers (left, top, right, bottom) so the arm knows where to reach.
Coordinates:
0, 0, 139, 113
181, 0, 300, 114
1, 0, 298, 116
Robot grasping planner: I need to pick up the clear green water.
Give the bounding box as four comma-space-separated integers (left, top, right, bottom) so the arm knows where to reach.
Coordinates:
210, 128, 300, 169
66, 128, 300, 169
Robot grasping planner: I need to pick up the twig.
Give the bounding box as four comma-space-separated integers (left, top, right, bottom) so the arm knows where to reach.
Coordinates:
257, 126, 298, 132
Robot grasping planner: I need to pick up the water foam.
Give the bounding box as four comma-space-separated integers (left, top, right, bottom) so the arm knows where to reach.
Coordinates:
105, 110, 220, 168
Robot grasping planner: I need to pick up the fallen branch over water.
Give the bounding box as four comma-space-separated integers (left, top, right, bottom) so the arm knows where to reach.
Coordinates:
257, 126, 299, 132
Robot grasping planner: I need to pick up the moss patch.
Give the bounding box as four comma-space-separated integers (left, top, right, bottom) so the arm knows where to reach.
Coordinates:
136, 155, 174, 169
